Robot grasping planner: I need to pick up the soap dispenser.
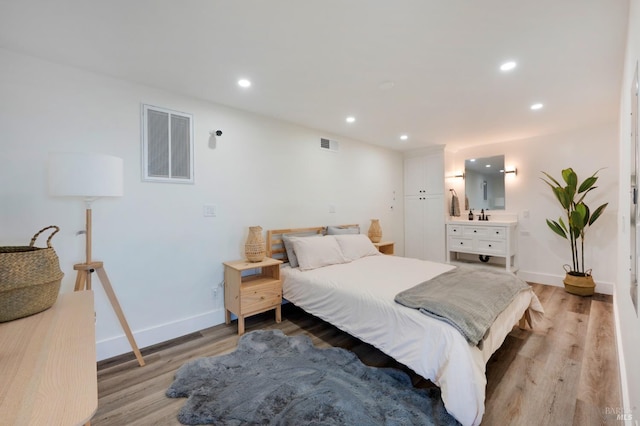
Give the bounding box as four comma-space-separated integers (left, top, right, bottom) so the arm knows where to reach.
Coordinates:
468, 209, 474, 220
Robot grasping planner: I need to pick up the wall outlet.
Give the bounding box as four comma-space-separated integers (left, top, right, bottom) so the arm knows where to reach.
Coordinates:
203, 204, 217, 217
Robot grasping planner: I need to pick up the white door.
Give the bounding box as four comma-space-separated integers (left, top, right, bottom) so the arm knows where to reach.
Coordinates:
404, 196, 426, 259
424, 194, 446, 263
404, 156, 427, 196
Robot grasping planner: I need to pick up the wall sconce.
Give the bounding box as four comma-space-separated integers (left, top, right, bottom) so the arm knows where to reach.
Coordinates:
452, 171, 465, 179
504, 167, 518, 176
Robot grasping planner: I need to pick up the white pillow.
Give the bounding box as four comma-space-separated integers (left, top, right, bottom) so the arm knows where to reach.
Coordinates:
333, 234, 381, 261
291, 235, 349, 271
282, 233, 321, 268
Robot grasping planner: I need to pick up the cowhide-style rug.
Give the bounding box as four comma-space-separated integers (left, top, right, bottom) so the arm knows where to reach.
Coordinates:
166, 329, 459, 425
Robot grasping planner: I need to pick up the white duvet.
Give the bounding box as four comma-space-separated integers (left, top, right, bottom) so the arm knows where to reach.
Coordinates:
281, 254, 543, 426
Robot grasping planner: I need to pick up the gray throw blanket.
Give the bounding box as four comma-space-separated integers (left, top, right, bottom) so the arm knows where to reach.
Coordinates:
394, 265, 530, 346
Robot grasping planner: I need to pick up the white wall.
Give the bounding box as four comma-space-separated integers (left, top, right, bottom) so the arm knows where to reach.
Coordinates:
616, 0, 640, 418
447, 123, 619, 294
0, 48, 404, 360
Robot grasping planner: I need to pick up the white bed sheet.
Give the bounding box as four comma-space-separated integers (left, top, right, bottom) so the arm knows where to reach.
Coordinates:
281, 254, 543, 426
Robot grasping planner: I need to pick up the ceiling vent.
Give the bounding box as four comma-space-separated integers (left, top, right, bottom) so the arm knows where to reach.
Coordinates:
320, 138, 339, 152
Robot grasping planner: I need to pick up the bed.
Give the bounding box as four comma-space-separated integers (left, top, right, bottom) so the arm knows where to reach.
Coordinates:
265, 226, 544, 426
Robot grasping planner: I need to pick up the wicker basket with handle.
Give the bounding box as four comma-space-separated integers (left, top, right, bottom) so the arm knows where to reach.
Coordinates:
0, 226, 64, 322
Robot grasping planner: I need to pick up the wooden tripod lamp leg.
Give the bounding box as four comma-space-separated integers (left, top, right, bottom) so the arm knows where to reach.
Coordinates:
94, 267, 145, 367
74, 269, 87, 291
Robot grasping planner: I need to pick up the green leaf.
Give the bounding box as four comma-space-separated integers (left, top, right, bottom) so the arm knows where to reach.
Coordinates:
575, 203, 589, 227
570, 209, 586, 232
541, 171, 562, 188
562, 168, 577, 188
578, 176, 598, 193
553, 187, 571, 209
576, 186, 596, 204
588, 203, 608, 225
564, 185, 576, 204
558, 217, 568, 233
546, 219, 568, 239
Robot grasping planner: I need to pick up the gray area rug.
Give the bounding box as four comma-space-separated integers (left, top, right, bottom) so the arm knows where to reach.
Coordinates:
166, 329, 460, 425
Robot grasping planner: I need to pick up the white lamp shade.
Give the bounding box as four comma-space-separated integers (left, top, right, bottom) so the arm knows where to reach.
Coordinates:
49, 152, 124, 198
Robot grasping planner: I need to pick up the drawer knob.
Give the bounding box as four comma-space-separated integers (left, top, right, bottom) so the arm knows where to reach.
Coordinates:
460, 242, 464, 245
474, 230, 477, 233
489, 244, 492, 247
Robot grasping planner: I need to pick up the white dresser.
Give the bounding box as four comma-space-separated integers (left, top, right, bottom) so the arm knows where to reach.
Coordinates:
446, 220, 518, 271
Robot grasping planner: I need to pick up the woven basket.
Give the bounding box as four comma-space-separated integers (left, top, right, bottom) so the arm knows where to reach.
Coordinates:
563, 267, 595, 297
0, 226, 64, 322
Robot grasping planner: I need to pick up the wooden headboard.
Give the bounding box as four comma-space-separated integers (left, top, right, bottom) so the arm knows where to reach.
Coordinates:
266, 224, 359, 262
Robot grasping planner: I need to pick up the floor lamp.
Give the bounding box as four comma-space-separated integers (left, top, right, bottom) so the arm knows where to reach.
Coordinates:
49, 152, 145, 367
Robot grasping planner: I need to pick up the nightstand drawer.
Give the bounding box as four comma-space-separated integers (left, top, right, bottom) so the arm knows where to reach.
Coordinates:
241, 281, 282, 313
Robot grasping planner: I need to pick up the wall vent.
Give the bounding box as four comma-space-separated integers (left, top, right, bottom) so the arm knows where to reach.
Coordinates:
320, 138, 339, 152
142, 104, 194, 184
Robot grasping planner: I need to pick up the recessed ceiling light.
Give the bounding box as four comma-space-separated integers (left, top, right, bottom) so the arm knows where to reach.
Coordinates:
470, 159, 476, 162
346, 116, 356, 123
500, 61, 517, 72
530, 103, 544, 110
379, 80, 396, 90
400, 134, 408, 141
485, 164, 491, 168
238, 79, 251, 88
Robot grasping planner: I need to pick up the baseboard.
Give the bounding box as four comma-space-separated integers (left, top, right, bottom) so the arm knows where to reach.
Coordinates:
517, 270, 614, 295
96, 308, 226, 361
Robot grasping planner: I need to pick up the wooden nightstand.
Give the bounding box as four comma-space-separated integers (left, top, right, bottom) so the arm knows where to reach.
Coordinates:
373, 241, 395, 255
223, 257, 283, 335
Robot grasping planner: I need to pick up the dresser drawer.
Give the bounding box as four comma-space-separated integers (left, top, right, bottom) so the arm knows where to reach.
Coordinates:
241, 281, 282, 314
463, 226, 489, 238
487, 227, 506, 239
449, 237, 473, 251
448, 225, 463, 236
477, 239, 506, 254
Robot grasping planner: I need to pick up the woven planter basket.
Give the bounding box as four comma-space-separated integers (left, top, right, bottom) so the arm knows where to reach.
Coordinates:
0, 226, 64, 322
563, 266, 595, 297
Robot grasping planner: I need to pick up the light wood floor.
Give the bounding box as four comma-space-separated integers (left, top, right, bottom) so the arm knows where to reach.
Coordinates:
93, 283, 621, 426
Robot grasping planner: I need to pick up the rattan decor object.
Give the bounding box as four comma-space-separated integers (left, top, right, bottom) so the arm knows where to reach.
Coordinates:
245, 226, 266, 262
368, 219, 382, 243
0, 226, 64, 322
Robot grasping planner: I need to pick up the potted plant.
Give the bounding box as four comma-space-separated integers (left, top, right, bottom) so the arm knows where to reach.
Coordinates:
541, 168, 608, 296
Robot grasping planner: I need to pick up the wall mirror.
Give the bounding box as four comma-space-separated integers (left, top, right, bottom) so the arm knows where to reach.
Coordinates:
465, 155, 506, 211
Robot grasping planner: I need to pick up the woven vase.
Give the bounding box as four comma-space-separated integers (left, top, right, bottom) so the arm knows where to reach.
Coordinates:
368, 219, 382, 243
245, 226, 266, 262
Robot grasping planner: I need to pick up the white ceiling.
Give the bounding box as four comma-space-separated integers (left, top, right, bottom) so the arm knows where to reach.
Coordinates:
0, 1, 630, 152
